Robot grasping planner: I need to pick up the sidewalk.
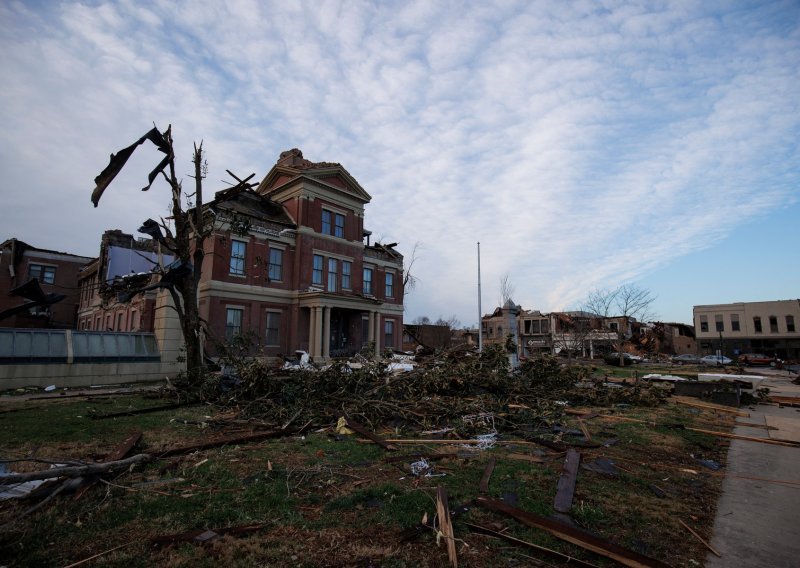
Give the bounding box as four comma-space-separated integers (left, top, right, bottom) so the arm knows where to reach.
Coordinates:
705, 370, 800, 567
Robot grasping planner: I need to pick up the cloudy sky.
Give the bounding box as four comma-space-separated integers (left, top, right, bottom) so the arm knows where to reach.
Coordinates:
1, 0, 798, 326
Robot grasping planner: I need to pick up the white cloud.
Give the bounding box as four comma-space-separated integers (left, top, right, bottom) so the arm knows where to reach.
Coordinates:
0, 0, 797, 325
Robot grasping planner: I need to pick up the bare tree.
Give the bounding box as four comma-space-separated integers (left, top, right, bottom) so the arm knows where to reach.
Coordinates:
582, 284, 656, 366
91, 125, 254, 382
403, 241, 422, 296
499, 272, 515, 306
412, 315, 432, 325
434, 315, 462, 330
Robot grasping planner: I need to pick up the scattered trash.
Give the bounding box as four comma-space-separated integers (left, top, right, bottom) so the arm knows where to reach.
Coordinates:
44, 385, 56, 392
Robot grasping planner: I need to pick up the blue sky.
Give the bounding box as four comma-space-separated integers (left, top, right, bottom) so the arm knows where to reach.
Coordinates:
0, 0, 798, 326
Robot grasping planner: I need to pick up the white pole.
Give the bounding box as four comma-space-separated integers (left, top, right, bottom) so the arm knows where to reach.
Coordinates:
477, 241, 482, 353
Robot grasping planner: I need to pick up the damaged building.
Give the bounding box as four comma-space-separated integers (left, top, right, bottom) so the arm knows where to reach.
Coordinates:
197, 149, 404, 360
0, 238, 94, 329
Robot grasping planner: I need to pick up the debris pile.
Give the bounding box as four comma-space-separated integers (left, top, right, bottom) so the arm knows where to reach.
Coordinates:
192, 345, 669, 436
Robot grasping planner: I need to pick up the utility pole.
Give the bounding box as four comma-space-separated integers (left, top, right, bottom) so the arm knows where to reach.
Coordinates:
477, 241, 482, 353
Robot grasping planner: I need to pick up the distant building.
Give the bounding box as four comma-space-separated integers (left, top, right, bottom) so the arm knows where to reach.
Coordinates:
694, 300, 800, 360
0, 238, 94, 329
402, 323, 452, 352
76, 230, 173, 332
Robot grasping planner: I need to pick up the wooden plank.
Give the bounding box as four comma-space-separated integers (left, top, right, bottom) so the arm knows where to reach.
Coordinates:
479, 456, 496, 493
769, 396, 800, 407
158, 429, 289, 457
687, 426, 800, 448
679, 519, 721, 558
476, 497, 672, 568
465, 523, 600, 568
554, 449, 581, 513
345, 418, 396, 451
436, 486, 458, 567
506, 453, 551, 463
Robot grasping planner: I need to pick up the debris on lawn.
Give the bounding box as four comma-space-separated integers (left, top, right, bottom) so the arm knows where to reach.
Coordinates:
554, 449, 581, 513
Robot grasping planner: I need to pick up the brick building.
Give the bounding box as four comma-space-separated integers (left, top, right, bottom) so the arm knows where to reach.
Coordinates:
0, 238, 94, 328
198, 149, 404, 360
76, 230, 173, 332
694, 300, 800, 360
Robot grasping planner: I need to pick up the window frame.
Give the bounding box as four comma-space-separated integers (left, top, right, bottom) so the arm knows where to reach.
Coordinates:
384, 319, 394, 348
229, 240, 246, 276
327, 258, 338, 292
265, 311, 281, 346
312, 255, 324, 286
787, 315, 796, 333
322, 210, 332, 235
334, 213, 345, 238
225, 307, 244, 340
731, 313, 740, 332
753, 316, 762, 333
29, 263, 56, 284
341, 261, 352, 290
268, 248, 283, 281
385, 272, 394, 298
699, 315, 708, 333
363, 267, 373, 295
769, 315, 779, 333
714, 314, 724, 332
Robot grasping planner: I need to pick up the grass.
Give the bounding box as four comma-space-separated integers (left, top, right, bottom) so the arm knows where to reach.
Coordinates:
0, 388, 734, 567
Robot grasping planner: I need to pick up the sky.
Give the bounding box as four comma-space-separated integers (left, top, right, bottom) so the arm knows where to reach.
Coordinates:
1, 0, 798, 327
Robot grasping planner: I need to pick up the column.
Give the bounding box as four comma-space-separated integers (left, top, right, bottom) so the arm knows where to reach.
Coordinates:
322, 306, 331, 360
308, 307, 317, 357
313, 306, 323, 360
373, 311, 381, 359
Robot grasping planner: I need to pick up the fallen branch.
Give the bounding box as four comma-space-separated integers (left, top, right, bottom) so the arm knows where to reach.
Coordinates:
436, 486, 458, 567
158, 429, 291, 458
62, 542, 134, 568
0, 454, 152, 486
678, 519, 721, 558
344, 417, 396, 451
476, 497, 671, 568
90, 401, 200, 419
465, 522, 599, 568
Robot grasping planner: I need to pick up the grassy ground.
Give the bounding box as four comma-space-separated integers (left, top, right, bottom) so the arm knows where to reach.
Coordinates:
0, 381, 733, 567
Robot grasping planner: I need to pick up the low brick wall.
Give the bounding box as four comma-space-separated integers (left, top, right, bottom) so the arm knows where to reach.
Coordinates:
0, 360, 182, 390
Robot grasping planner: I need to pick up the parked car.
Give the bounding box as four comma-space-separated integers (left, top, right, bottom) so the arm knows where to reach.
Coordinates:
700, 355, 733, 366
738, 353, 777, 366
624, 352, 644, 363
605, 352, 633, 366
671, 354, 702, 365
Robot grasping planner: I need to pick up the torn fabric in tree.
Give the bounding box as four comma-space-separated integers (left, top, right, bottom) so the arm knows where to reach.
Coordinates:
91, 127, 172, 207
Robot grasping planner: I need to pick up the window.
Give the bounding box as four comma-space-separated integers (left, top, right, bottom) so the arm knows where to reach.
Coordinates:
130, 310, 139, 331
363, 267, 373, 295
699, 315, 708, 333
384, 320, 394, 348
29, 264, 56, 284
230, 240, 246, 276
334, 213, 345, 238
116, 312, 125, 331
787, 315, 796, 333
715, 314, 724, 332
609, 322, 619, 332
312, 255, 324, 286
322, 210, 332, 235
731, 314, 740, 332
265, 312, 281, 346
225, 308, 243, 339
769, 316, 778, 333
268, 248, 282, 281
327, 259, 338, 292
753, 316, 762, 333
342, 261, 351, 289
385, 272, 394, 297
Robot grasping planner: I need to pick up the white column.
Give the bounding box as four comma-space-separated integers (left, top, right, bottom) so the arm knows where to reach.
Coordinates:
373, 311, 381, 359
308, 307, 317, 357
322, 306, 331, 360
313, 306, 323, 360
